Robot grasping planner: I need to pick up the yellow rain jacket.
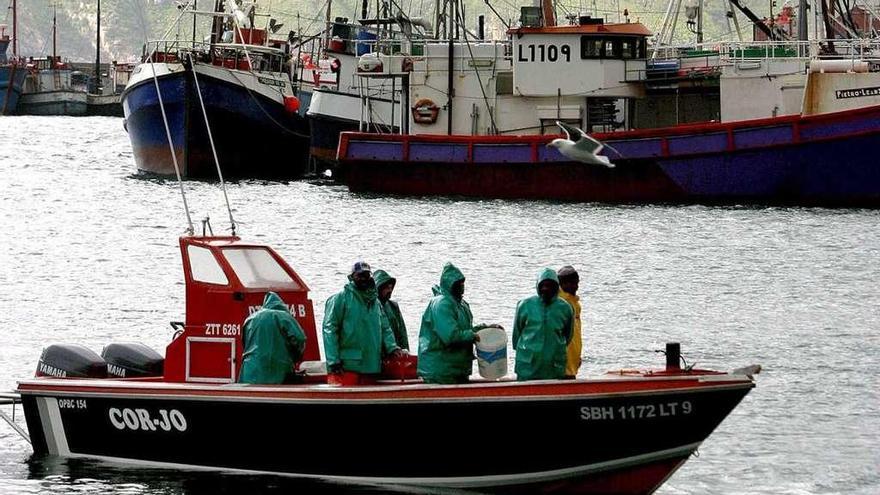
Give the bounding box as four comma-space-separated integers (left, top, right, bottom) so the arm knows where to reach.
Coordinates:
558, 289, 582, 377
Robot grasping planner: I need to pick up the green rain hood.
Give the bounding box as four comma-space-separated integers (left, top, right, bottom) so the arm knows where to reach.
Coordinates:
374, 269, 409, 350
238, 292, 307, 384
511, 268, 574, 381
417, 263, 477, 383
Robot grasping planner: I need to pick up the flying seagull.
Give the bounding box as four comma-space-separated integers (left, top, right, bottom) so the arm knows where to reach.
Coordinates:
547, 121, 616, 168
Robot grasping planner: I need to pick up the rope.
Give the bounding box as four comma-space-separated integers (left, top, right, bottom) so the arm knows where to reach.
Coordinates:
455, 8, 498, 134
187, 52, 237, 236
228, 69, 310, 138
149, 55, 195, 235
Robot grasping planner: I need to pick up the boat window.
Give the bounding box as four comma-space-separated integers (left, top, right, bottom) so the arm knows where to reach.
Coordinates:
188, 245, 229, 285
581, 36, 646, 59
223, 248, 301, 289
621, 39, 634, 59
495, 72, 513, 95
581, 38, 602, 59
605, 40, 620, 58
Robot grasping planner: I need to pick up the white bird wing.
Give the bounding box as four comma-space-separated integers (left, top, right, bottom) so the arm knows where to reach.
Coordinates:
556, 121, 603, 155
574, 133, 604, 155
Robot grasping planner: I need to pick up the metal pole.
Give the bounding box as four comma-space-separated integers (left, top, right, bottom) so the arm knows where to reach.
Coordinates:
96, 0, 102, 92
447, 0, 454, 135
324, 0, 333, 57
12, 0, 17, 58
798, 0, 808, 40
697, 0, 703, 44
192, 0, 198, 45
53, 4, 57, 65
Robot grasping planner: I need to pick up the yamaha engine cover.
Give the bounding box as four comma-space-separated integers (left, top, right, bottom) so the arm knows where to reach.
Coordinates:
101, 342, 164, 378
36, 344, 108, 378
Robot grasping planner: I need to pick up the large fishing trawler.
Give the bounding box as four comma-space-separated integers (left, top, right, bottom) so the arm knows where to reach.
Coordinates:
333, 0, 880, 206
122, 1, 309, 179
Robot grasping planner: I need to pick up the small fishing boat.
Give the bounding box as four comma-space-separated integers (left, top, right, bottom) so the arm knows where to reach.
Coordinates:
12, 233, 758, 494
0, 4, 26, 115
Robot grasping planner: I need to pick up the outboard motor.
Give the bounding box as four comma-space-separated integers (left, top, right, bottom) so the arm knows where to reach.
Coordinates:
101, 343, 164, 378
36, 344, 108, 378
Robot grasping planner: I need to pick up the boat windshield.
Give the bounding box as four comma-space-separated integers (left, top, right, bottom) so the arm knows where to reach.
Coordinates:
222, 247, 301, 290
188, 245, 230, 285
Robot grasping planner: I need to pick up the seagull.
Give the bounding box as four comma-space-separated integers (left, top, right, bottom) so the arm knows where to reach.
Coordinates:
547, 121, 616, 168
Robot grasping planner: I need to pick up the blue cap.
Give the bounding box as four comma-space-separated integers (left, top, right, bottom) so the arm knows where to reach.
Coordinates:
351, 261, 372, 274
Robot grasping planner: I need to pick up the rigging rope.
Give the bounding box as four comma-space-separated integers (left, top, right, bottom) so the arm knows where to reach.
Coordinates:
187, 52, 237, 235
149, 55, 195, 235
455, 7, 498, 134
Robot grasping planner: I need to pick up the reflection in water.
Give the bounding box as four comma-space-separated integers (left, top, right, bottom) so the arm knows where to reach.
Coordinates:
26, 455, 487, 495
0, 117, 878, 495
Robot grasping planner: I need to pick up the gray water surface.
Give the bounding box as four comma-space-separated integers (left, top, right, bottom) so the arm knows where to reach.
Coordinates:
0, 117, 878, 494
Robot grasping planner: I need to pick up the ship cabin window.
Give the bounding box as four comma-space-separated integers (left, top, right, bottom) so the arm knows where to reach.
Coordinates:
188, 246, 230, 285
222, 248, 302, 290
580, 36, 646, 60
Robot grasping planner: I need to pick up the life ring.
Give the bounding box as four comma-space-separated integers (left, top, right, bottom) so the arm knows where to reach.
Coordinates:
411, 99, 439, 125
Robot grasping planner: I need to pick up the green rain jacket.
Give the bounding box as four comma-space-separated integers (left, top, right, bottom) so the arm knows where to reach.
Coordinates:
512, 269, 574, 381
417, 263, 478, 384
374, 269, 409, 350
323, 278, 399, 373
239, 292, 307, 384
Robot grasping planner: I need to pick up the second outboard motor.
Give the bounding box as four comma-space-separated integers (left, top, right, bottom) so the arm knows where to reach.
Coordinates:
101, 343, 164, 378
36, 344, 108, 378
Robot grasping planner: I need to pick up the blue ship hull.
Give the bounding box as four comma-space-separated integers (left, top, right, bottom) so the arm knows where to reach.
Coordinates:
0, 65, 26, 115
338, 105, 880, 207
122, 68, 309, 179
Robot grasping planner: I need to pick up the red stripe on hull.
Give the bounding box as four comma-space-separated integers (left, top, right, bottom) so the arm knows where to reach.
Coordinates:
537, 456, 689, 494
18, 375, 753, 401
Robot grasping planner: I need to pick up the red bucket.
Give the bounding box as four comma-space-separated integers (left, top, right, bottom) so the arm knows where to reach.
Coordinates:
381, 354, 419, 381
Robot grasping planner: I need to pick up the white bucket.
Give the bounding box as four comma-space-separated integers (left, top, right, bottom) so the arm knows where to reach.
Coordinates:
475, 327, 507, 380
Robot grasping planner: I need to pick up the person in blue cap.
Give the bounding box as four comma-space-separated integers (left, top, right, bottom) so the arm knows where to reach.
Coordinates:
512, 268, 574, 381
239, 291, 307, 384
323, 261, 406, 378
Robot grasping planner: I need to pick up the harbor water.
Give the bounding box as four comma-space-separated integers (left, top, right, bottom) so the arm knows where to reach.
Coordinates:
0, 117, 878, 494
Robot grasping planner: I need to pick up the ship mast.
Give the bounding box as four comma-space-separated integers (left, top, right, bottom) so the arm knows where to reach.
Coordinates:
53, 3, 57, 67
541, 0, 556, 27
95, 0, 102, 92
12, 0, 16, 58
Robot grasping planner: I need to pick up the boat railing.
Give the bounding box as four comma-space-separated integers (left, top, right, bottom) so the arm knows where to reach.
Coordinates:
141, 39, 287, 73
650, 38, 880, 72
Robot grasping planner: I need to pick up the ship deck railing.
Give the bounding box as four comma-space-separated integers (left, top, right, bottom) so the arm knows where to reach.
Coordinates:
140, 40, 287, 72
640, 38, 880, 81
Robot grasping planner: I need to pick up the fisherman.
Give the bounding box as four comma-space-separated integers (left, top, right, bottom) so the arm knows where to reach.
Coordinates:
417, 263, 486, 384
323, 262, 405, 379
238, 291, 307, 384
374, 269, 409, 350
557, 265, 583, 378
512, 268, 574, 381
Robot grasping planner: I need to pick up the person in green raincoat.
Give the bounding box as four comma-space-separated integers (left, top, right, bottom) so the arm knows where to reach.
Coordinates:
512, 268, 574, 381
238, 291, 307, 384
323, 261, 404, 375
417, 263, 484, 384
374, 269, 409, 350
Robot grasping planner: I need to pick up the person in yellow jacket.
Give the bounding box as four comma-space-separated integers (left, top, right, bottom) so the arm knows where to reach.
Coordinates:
557, 266, 583, 378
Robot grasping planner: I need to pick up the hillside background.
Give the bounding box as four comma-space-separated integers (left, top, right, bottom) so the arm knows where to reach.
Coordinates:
4, 0, 781, 62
